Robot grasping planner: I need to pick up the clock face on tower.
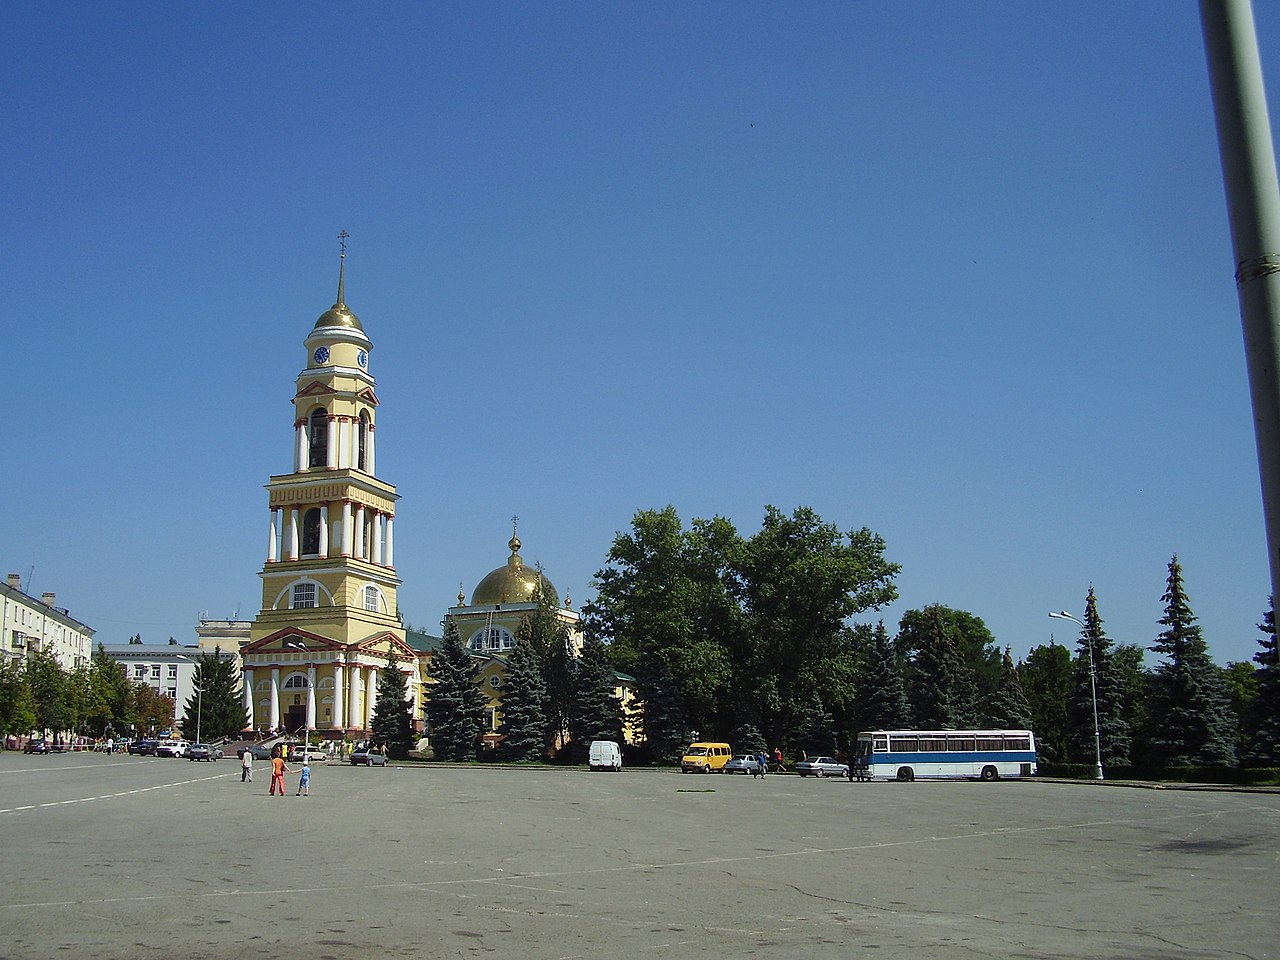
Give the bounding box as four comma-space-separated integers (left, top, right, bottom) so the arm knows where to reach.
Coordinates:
357, 350, 368, 369
313, 346, 330, 365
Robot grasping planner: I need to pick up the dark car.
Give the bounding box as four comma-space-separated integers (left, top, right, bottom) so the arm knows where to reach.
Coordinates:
131, 738, 159, 756
350, 747, 387, 766
24, 739, 51, 754
187, 743, 223, 761
236, 743, 274, 761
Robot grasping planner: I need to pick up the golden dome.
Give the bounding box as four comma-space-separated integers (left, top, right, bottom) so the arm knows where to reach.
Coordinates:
313, 302, 364, 332
470, 534, 559, 606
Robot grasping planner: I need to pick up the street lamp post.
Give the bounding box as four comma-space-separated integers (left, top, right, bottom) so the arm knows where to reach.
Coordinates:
1048, 610, 1105, 781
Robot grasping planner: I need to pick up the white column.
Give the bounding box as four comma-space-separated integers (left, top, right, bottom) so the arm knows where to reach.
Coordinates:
352, 420, 362, 471
288, 509, 300, 561
355, 505, 367, 560
242, 668, 255, 729
319, 506, 330, 559
269, 668, 281, 731
332, 662, 345, 730
267, 510, 279, 563
294, 422, 307, 472
385, 516, 395, 567
367, 424, 376, 476
306, 665, 317, 729
372, 513, 384, 566
326, 417, 338, 469
347, 664, 361, 729
341, 501, 353, 557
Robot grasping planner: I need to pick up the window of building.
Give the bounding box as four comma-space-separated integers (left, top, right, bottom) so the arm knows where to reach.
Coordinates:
135, 665, 146, 678
301, 508, 321, 556
489, 675, 501, 689
364, 585, 379, 612
292, 583, 317, 609
167, 665, 178, 679
308, 408, 329, 469
357, 412, 370, 472
151, 664, 161, 679
284, 674, 309, 690
467, 626, 514, 651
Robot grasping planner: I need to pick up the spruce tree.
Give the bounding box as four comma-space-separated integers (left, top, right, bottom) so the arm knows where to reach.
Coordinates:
853, 621, 911, 732
180, 649, 248, 742
1244, 598, 1280, 765
1146, 556, 1237, 767
569, 633, 623, 759
907, 606, 971, 728
370, 656, 415, 759
636, 653, 690, 764
1065, 588, 1131, 767
985, 648, 1033, 729
794, 692, 837, 757
426, 621, 488, 761
497, 635, 548, 762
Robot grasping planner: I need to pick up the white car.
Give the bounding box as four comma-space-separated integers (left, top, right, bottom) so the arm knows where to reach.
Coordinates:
794, 756, 849, 778
292, 745, 331, 764
155, 739, 190, 758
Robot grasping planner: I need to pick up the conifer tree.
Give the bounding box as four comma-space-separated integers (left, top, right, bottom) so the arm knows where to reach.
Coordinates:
1017, 643, 1072, 762
497, 635, 548, 762
180, 648, 248, 742
569, 633, 623, 758
370, 656, 415, 759
907, 606, 973, 728
1146, 556, 1237, 767
1065, 588, 1131, 767
985, 648, 1033, 729
426, 621, 488, 761
1244, 598, 1280, 765
635, 653, 690, 764
853, 621, 911, 731
794, 692, 837, 757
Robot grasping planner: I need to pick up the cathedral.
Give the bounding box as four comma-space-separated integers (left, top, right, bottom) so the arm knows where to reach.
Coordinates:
237, 246, 632, 748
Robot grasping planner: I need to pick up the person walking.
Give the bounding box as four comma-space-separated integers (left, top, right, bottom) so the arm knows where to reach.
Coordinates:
241, 748, 253, 783
757, 752, 768, 778
296, 761, 311, 796
773, 747, 786, 772
268, 747, 291, 797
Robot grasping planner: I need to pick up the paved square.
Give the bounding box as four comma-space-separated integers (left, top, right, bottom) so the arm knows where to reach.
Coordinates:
1, 752, 1276, 959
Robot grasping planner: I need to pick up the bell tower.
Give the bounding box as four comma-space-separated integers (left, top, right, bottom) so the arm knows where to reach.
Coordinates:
242, 238, 417, 739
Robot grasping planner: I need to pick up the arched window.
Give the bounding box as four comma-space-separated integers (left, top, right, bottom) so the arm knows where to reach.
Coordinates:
357, 412, 370, 472
308, 408, 329, 469
301, 508, 321, 556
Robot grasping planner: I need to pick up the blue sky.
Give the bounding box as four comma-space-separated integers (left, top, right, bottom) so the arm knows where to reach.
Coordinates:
5, 3, 1278, 667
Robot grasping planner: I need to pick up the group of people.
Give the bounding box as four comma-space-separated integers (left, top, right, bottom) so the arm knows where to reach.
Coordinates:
749, 747, 788, 778
240, 744, 310, 796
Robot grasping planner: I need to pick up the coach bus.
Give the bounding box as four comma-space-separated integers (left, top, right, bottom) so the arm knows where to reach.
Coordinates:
852, 729, 1037, 782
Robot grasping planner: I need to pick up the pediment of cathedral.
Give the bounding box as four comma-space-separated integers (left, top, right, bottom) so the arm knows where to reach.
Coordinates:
296, 381, 337, 399
242, 626, 346, 656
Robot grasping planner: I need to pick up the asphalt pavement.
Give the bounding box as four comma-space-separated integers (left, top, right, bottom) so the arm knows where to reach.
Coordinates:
1, 751, 1276, 960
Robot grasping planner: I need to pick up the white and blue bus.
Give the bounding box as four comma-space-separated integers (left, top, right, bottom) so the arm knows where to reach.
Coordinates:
852, 729, 1037, 782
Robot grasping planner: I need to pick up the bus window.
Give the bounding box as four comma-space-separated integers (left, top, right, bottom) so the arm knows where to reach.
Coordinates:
976, 738, 1002, 751
890, 737, 919, 752
872, 736, 888, 752
1005, 737, 1031, 751
948, 737, 976, 752
919, 737, 946, 752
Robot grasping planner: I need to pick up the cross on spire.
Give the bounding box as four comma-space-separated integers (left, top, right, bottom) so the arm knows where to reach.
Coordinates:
338, 230, 349, 258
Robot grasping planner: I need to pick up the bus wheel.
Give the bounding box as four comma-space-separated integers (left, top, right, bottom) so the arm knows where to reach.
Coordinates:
980, 766, 999, 781
896, 767, 914, 782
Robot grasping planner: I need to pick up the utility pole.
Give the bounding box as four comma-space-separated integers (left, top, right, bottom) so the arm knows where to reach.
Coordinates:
1201, 0, 1280, 603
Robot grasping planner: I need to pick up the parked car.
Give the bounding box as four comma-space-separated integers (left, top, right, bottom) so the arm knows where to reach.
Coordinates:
131, 738, 159, 756
155, 740, 190, 758
293, 745, 331, 764
794, 756, 849, 778
24, 739, 51, 755
588, 740, 623, 772
350, 746, 387, 766
235, 742, 274, 761
724, 754, 763, 775
187, 743, 223, 761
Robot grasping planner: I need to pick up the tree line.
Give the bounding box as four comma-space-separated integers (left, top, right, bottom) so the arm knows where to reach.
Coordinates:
0, 645, 181, 744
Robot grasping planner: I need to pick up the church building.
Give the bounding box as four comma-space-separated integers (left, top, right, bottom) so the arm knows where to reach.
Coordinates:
239, 249, 420, 739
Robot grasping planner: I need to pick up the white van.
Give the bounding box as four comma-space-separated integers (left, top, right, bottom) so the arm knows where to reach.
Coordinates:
588, 740, 623, 771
